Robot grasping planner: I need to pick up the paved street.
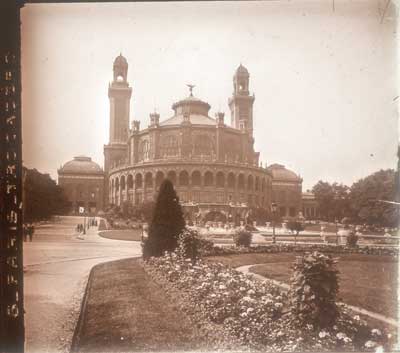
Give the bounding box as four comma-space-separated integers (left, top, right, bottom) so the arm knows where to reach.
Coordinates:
23, 216, 141, 353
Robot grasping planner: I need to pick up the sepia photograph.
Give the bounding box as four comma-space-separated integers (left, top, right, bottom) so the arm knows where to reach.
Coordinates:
1, 0, 399, 352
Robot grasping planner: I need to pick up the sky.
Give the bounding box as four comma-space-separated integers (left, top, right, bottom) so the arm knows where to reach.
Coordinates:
21, 0, 398, 190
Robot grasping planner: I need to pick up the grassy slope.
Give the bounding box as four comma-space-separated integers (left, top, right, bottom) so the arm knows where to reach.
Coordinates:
207, 253, 398, 318
75, 258, 207, 352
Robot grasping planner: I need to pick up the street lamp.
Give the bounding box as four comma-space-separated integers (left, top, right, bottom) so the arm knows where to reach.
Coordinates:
271, 202, 278, 244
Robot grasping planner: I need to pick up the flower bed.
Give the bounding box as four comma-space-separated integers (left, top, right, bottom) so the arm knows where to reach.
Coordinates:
202, 243, 398, 258
144, 253, 394, 352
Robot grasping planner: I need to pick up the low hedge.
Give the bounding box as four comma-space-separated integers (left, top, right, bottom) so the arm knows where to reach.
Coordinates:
201, 243, 398, 258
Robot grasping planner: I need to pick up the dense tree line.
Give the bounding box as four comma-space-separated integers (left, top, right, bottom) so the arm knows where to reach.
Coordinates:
312, 169, 398, 226
23, 167, 69, 222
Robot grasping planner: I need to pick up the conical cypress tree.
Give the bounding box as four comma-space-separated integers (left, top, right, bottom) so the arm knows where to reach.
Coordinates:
143, 179, 185, 258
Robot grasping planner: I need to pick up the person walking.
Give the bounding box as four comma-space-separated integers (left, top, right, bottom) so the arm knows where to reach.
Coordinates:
23, 224, 28, 242
28, 223, 35, 242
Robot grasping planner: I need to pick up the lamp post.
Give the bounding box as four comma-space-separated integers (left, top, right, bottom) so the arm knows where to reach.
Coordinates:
271, 202, 278, 244
335, 218, 339, 245
83, 209, 86, 235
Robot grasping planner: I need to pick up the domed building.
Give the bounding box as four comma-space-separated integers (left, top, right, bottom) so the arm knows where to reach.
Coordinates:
58, 156, 104, 215
103, 55, 303, 221
267, 164, 302, 218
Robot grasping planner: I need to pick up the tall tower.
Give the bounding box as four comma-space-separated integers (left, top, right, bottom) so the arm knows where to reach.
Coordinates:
108, 54, 132, 143
104, 54, 131, 207
228, 64, 255, 136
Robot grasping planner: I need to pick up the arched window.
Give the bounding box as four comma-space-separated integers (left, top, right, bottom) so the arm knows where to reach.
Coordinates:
255, 176, 259, 191
115, 178, 120, 192
193, 135, 214, 156
155, 171, 164, 188
120, 175, 126, 190
135, 173, 143, 189
139, 140, 150, 161
227, 173, 235, 189
261, 178, 265, 192
167, 171, 177, 185
216, 172, 225, 188
127, 175, 134, 189
161, 135, 179, 157
238, 174, 245, 190
247, 175, 253, 191
192, 171, 201, 186
204, 171, 213, 187
179, 170, 189, 186
145, 172, 153, 188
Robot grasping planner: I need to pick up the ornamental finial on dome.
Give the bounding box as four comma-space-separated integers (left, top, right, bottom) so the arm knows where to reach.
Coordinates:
187, 83, 195, 97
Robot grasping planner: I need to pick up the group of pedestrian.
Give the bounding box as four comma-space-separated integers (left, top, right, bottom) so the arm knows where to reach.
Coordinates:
76, 218, 98, 233
23, 223, 35, 242
76, 223, 86, 233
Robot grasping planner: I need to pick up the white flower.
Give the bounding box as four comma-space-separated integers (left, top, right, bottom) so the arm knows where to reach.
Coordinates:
375, 346, 384, 353
210, 294, 216, 298
247, 307, 254, 314
239, 286, 246, 291
353, 315, 360, 321
343, 337, 352, 343
274, 302, 283, 309
219, 284, 226, 290
319, 331, 329, 338
365, 340, 377, 348
371, 329, 382, 336
336, 332, 347, 340
247, 289, 255, 295
240, 312, 248, 318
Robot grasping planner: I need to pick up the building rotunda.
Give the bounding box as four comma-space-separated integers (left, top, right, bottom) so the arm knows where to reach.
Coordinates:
103, 55, 303, 220
58, 156, 104, 215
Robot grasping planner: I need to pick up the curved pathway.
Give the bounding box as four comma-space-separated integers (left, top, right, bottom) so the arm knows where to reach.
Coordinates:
236, 264, 399, 328
23, 216, 142, 353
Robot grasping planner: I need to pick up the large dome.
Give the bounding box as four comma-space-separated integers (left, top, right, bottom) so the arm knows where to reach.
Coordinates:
267, 164, 301, 182
59, 156, 103, 175
160, 93, 215, 126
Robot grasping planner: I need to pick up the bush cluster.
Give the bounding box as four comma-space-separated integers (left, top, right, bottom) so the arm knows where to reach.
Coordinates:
346, 232, 359, 247
289, 251, 339, 329
233, 229, 253, 247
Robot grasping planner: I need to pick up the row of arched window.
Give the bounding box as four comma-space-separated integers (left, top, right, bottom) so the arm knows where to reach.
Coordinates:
110, 170, 269, 193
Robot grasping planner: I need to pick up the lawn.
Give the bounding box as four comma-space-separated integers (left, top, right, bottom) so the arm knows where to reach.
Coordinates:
73, 258, 210, 352
207, 252, 398, 319
98, 229, 142, 241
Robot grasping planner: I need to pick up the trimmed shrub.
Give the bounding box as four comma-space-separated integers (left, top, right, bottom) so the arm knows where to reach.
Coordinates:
289, 251, 339, 330
143, 179, 185, 259
233, 229, 252, 247
346, 232, 359, 247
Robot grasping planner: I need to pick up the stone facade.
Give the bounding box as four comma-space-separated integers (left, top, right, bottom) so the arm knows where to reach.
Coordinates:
103, 55, 303, 220
301, 191, 320, 219
58, 156, 104, 215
